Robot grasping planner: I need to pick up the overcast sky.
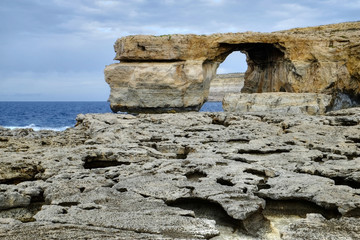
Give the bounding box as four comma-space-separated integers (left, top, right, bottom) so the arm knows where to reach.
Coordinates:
1, 0, 359, 101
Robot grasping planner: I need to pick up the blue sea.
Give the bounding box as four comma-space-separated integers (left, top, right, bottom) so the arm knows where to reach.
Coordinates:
0, 101, 223, 131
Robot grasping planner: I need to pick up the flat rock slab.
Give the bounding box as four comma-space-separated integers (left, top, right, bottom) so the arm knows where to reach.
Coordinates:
0, 108, 360, 239
223, 92, 332, 115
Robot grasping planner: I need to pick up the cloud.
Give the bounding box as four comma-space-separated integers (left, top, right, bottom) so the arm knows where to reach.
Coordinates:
0, 0, 359, 100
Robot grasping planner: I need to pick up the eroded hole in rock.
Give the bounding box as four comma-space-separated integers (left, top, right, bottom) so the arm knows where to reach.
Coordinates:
217, 177, 235, 186
332, 177, 360, 189
82, 153, 131, 169
116, 187, 128, 193
166, 198, 242, 234
238, 148, 291, 155
140, 136, 164, 143
176, 147, 192, 159
244, 168, 267, 178
0, 191, 45, 223
211, 118, 229, 127
226, 138, 250, 144
298, 169, 360, 189
257, 180, 271, 190
185, 170, 207, 182
0, 165, 44, 185
82, 152, 130, 169
346, 136, 360, 143
83, 160, 130, 169
263, 198, 341, 220
344, 208, 360, 217
216, 162, 228, 166
58, 202, 79, 207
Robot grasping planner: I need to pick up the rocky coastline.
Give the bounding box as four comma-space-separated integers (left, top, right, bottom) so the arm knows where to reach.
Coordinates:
1, 21, 360, 239
0, 108, 360, 239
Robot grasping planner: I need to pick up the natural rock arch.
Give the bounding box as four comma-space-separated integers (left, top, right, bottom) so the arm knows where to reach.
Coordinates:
215, 43, 297, 93
105, 21, 360, 113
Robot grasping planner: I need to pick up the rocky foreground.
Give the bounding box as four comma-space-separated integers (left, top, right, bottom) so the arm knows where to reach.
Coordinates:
0, 109, 360, 239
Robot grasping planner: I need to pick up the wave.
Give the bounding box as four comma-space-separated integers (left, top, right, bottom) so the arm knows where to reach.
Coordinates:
1, 124, 71, 132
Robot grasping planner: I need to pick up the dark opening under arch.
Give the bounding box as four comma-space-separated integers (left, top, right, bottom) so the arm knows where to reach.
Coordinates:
216, 43, 296, 93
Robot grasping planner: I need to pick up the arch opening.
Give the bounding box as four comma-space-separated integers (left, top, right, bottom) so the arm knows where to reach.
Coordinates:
215, 43, 295, 94
208, 51, 247, 102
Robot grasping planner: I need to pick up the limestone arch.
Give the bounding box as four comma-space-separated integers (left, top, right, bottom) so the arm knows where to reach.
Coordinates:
211, 43, 298, 94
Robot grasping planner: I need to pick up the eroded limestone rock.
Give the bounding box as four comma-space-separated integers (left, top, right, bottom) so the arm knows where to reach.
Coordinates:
105, 21, 360, 113
208, 73, 244, 101
223, 92, 332, 115
0, 109, 359, 239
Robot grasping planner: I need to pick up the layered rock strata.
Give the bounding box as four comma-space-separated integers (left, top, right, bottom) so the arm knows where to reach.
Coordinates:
0, 109, 360, 239
208, 73, 244, 101
105, 21, 360, 113
223, 92, 332, 115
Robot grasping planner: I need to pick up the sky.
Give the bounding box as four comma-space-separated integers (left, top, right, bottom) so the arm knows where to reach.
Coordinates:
0, 0, 359, 101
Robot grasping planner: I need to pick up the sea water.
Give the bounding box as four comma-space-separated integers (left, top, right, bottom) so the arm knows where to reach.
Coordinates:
0, 101, 223, 131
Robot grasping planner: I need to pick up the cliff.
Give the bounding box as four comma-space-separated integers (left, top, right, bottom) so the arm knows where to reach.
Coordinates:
208, 73, 244, 101
105, 21, 360, 113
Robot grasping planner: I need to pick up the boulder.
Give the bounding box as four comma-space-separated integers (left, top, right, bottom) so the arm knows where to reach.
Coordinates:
223, 92, 332, 115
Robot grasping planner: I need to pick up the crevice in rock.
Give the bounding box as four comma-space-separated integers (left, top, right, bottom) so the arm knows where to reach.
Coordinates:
211, 118, 229, 127
58, 202, 79, 207
83, 160, 130, 169
226, 138, 250, 144
216, 177, 235, 186
296, 169, 360, 189
185, 170, 207, 182
0, 191, 45, 223
0, 165, 44, 185
238, 148, 291, 155
166, 198, 242, 235
244, 168, 267, 178
176, 147, 192, 159
332, 176, 360, 189
344, 208, 360, 217
257, 180, 271, 190
139, 136, 164, 143
166, 197, 270, 237
346, 136, 360, 143
263, 198, 341, 220
116, 187, 128, 193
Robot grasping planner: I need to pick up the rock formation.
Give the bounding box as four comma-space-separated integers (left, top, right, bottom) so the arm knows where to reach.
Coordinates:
0, 109, 360, 239
223, 92, 332, 115
208, 73, 244, 101
105, 21, 360, 113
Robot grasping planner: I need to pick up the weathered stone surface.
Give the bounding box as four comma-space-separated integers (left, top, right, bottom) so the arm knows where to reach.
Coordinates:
0, 108, 360, 239
223, 92, 332, 115
106, 21, 360, 113
105, 61, 218, 113
208, 73, 244, 101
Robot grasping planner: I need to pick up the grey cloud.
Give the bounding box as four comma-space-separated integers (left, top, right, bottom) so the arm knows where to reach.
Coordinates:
0, 0, 359, 101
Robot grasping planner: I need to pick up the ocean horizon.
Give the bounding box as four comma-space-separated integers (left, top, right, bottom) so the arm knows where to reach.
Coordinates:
0, 101, 223, 131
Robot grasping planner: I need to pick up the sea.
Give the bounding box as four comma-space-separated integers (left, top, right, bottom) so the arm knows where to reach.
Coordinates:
0, 101, 223, 131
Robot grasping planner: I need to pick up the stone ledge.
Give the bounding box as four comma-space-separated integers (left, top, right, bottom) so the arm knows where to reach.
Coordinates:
223, 92, 332, 115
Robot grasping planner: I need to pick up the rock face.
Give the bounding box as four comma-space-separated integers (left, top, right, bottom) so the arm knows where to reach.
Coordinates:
105, 21, 360, 113
223, 92, 332, 115
1, 109, 360, 239
208, 73, 244, 101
